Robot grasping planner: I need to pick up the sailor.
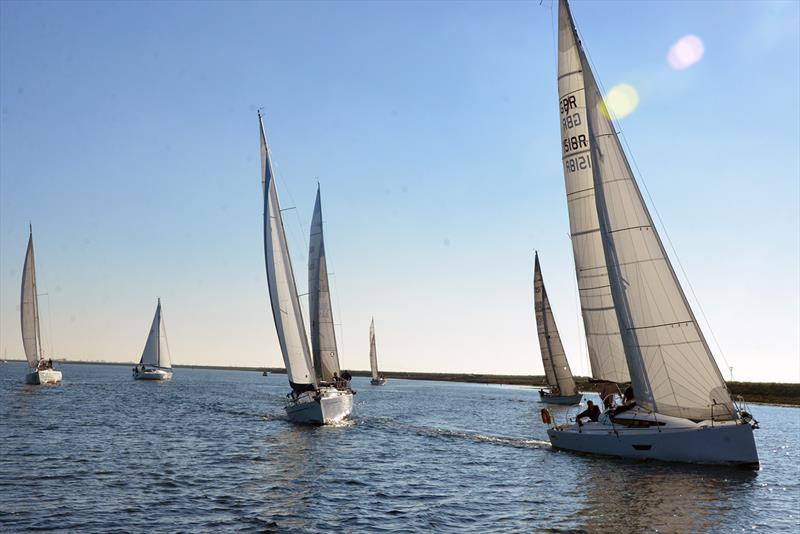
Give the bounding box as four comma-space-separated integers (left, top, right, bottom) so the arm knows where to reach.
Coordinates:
623, 386, 635, 405
552, 386, 561, 396
47, 358, 53, 369
599, 382, 617, 410
576, 400, 600, 424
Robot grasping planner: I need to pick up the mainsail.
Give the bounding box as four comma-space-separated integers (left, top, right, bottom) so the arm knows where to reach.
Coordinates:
260, 112, 316, 391
557, 0, 629, 385
139, 299, 172, 369
308, 186, 341, 382
558, 0, 733, 420
369, 318, 379, 380
534, 253, 577, 396
20, 227, 43, 368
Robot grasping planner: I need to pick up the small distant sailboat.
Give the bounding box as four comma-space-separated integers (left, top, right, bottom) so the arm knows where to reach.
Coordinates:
369, 318, 386, 386
132, 299, 173, 381
534, 253, 581, 405
545, 0, 758, 466
21, 226, 61, 385
259, 112, 353, 425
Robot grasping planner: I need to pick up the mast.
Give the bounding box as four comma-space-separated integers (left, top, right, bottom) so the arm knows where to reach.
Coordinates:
20, 225, 42, 367
259, 111, 316, 391
560, 0, 734, 420
308, 185, 341, 382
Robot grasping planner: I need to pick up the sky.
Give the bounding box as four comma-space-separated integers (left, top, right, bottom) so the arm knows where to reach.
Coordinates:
0, 0, 798, 383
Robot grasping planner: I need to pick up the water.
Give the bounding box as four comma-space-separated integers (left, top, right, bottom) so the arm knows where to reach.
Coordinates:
1, 362, 798, 533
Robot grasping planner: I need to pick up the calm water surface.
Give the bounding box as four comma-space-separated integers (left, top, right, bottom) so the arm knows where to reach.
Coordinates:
1, 362, 798, 533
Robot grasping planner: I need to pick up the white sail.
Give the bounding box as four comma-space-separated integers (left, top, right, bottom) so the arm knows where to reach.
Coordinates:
20, 227, 42, 368
260, 112, 316, 390
557, 0, 629, 384
534, 253, 577, 396
560, 0, 733, 421
140, 299, 171, 369
369, 318, 378, 380
308, 186, 341, 382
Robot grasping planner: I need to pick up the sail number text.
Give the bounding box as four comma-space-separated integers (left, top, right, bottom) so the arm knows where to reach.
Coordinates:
562, 113, 582, 129
564, 154, 592, 173
563, 134, 587, 153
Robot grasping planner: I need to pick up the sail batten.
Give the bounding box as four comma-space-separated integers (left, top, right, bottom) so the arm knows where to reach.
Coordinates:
260, 113, 316, 390
369, 318, 379, 380
20, 230, 42, 367
534, 253, 577, 396
309, 186, 341, 382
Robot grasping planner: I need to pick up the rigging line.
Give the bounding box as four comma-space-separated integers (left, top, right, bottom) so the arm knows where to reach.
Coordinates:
575, 6, 732, 372
46, 293, 55, 358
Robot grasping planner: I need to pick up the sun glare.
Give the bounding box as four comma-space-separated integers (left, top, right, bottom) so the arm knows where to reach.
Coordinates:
602, 83, 640, 119
667, 35, 705, 70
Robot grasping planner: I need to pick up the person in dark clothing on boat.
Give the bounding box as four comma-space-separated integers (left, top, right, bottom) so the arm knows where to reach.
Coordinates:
47, 358, 53, 369
623, 386, 635, 405
599, 382, 617, 410
576, 400, 601, 424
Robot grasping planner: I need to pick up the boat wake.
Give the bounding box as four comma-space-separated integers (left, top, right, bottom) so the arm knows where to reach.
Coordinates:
415, 427, 549, 449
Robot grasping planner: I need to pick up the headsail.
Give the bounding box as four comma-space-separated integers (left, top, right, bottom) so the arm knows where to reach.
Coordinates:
140, 299, 172, 369
260, 112, 316, 391
534, 253, 577, 396
557, 0, 629, 384
559, 0, 733, 420
308, 186, 341, 382
20, 227, 43, 368
369, 318, 378, 380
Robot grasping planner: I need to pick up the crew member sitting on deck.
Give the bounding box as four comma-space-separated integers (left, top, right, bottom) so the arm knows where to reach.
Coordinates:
576, 400, 600, 424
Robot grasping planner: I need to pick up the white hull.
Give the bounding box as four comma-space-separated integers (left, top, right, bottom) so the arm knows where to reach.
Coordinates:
285, 387, 353, 424
370, 378, 386, 386
547, 407, 759, 466
133, 367, 173, 381
25, 369, 62, 385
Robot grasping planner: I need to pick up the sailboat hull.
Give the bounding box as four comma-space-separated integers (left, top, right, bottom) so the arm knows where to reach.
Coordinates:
25, 369, 62, 385
133, 368, 173, 381
547, 410, 759, 466
370, 378, 386, 386
539, 390, 582, 405
285, 388, 353, 425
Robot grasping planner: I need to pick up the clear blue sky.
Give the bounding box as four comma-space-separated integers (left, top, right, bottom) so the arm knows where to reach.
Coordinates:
1, 1, 798, 382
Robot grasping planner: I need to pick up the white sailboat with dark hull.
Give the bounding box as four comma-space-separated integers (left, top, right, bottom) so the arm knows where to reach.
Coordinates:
545, 0, 758, 466
21, 226, 62, 385
132, 299, 173, 380
369, 318, 385, 386
534, 253, 581, 405
259, 112, 353, 425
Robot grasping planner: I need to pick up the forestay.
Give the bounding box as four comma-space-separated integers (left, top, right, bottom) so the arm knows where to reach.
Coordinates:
20, 229, 42, 367
140, 299, 172, 369
557, 0, 629, 384
369, 318, 379, 380
560, 0, 733, 421
260, 112, 316, 390
534, 253, 577, 396
309, 186, 341, 382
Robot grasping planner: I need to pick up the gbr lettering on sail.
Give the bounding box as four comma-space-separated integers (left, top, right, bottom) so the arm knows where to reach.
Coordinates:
560, 92, 591, 174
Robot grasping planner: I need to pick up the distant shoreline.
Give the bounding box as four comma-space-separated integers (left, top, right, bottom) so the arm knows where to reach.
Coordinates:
5, 359, 798, 406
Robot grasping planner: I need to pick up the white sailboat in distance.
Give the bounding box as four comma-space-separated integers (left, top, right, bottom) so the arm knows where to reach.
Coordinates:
369, 318, 386, 386
132, 299, 173, 380
534, 252, 581, 405
545, 0, 758, 466
259, 112, 353, 425
21, 225, 62, 385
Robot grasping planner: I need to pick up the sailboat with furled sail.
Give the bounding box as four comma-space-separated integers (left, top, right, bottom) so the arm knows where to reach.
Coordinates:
545, 0, 758, 465
369, 318, 385, 386
259, 111, 353, 425
21, 225, 62, 385
132, 299, 173, 380
534, 252, 581, 405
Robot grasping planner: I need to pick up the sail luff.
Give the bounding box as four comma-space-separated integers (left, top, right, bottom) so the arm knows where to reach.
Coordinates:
534, 253, 577, 396
369, 318, 378, 380
567, 0, 734, 420
308, 186, 341, 382
557, 0, 629, 384
259, 112, 316, 389
20, 229, 41, 367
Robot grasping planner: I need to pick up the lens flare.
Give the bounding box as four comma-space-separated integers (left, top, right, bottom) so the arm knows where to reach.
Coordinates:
667, 35, 705, 70
602, 83, 639, 119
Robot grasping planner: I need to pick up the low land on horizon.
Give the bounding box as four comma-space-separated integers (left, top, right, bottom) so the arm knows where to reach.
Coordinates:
6, 358, 798, 406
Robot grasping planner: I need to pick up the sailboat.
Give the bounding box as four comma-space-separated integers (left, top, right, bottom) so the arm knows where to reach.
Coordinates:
21, 226, 62, 385
369, 318, 386, 386
132, 299, 173, 380
534, 252, 581, 405
545, 0, 759, 465
259, 112, 353, 425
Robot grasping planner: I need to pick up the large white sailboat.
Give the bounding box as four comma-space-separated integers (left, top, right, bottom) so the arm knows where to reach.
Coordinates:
545, 0, 759, 466
21, 226, 62, 385
259, 112, 353, 425
132, 299, 173, 380
368, 318, 386, 386
534, 253, 581, 405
